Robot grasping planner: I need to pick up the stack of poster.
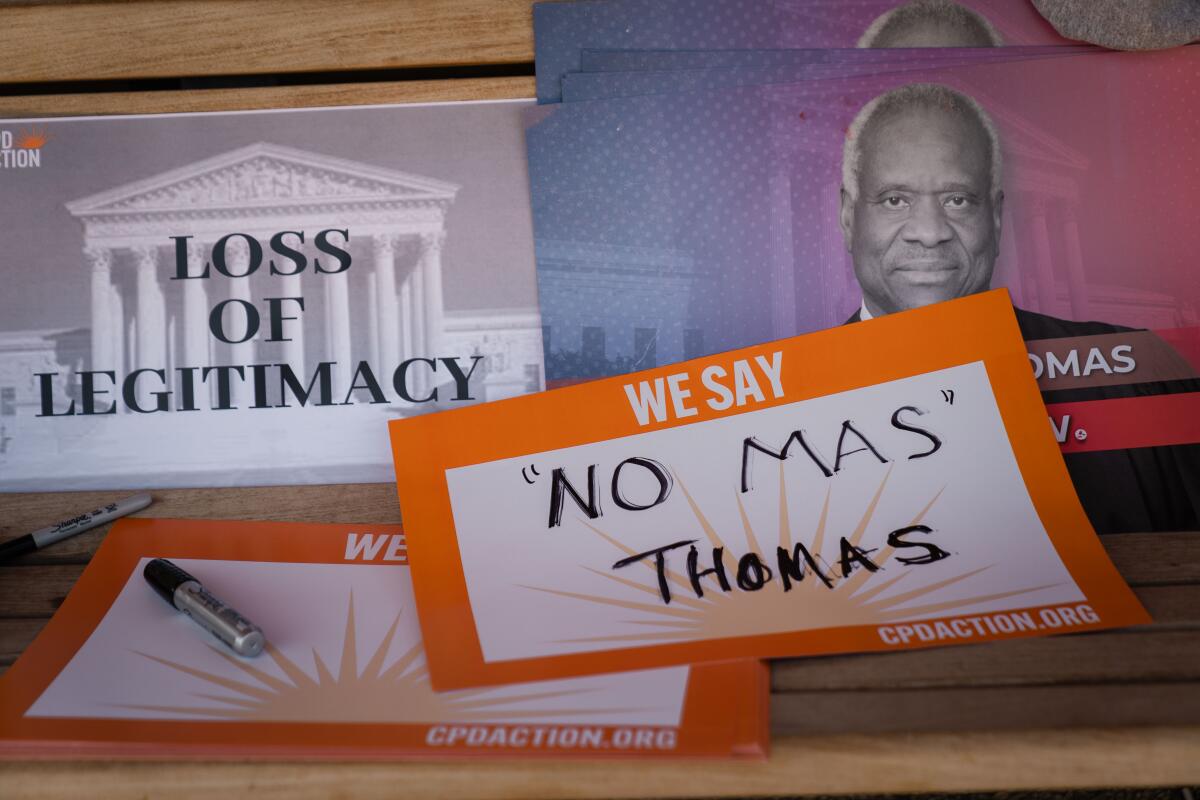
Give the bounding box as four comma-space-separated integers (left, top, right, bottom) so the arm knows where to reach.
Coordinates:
0, 93, 770, 760
0, 519, 767, 758
0, 0, 1182, 763
525, 0, 1200, 536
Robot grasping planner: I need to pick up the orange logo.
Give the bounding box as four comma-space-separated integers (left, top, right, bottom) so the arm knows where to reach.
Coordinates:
16, 127, 49, 149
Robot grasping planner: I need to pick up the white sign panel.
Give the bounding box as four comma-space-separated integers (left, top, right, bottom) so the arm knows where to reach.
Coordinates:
0, 100, 542, 490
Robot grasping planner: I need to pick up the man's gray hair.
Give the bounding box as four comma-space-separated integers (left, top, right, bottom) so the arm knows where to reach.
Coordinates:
841, 82, 1003, 203
857, 0, 1004, 48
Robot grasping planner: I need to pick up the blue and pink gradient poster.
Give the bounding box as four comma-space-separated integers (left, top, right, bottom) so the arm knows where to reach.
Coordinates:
525, 48, 1200, 534
533, 0, 1072, 102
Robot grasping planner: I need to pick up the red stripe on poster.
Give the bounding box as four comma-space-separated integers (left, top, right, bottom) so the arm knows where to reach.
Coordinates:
1154, 326, 1200, 372
1047, 392, 1200, 453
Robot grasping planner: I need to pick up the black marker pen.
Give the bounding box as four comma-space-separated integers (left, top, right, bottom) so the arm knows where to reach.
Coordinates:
0, 493, 152, 562
144, 558, 266, 657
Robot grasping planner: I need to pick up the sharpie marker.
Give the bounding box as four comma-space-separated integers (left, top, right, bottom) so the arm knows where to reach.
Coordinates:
144, 558, 266, 657
0, 493, 153, 562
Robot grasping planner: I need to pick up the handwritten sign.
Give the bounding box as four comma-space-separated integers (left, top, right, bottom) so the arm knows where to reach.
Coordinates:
389, 290, 1148, 689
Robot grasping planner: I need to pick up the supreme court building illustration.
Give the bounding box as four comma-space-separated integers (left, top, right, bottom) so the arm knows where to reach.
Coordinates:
0, 131, 544, 490
67, 142, 458, 407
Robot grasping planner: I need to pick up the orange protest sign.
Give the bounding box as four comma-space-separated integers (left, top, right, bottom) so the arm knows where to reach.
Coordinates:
0, 519, 767, 759
390, 290, 1148, 689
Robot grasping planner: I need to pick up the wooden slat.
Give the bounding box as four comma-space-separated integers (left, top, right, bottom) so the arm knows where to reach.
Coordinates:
1103, 531, 1200, 585
0, 484, 403, 564
0, 728, 1197, 798
771, 683, 1200, 734
1, 567, 1195, 625
0, 618, 45, 667
771, 628, 1200, 692
3, 575, 1196, 687
0, 76, 534, 118
1130, 582, 1200, 627
13, 628, 1191, 735
0, 565, 79, 616
0, 1, 535, 84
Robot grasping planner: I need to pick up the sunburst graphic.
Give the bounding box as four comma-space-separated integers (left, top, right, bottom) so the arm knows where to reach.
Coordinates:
15, 127, 49, 149
525, 464, 1060, 644
115, 595, 640, 723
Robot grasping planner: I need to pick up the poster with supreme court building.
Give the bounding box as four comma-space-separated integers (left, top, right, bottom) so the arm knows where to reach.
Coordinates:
0, 100, 544, 491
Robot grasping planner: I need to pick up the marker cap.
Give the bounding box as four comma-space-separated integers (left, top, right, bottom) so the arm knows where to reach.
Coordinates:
144, 558, 194, 607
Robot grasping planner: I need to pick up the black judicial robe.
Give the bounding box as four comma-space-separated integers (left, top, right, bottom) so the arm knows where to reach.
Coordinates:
845, 305, 1200, 534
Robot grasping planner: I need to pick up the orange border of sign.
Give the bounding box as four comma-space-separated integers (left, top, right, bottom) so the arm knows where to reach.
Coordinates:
389, 290, 1149, 689
0, 519, 768, 760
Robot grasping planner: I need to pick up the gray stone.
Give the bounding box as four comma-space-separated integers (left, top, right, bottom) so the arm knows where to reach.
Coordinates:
1032, 0, 1200, 50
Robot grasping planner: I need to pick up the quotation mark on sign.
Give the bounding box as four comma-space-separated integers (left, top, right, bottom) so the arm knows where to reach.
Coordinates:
940, 389, 955, 405
521, 464, 541, 485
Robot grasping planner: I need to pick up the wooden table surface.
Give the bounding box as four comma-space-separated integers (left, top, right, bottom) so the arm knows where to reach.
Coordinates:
0, 2, 1198, 797
3, 486, 1198, 797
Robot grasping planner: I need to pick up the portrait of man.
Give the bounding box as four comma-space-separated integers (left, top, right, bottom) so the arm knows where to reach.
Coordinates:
839, 82, 1002, 322
837, 82, 1200, 534
858, 0, 1004, 48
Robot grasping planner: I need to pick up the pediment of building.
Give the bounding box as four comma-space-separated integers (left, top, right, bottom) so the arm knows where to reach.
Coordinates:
67, 142, 460, 216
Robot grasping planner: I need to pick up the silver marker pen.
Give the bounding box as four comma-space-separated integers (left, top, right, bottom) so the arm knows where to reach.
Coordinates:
144, 558, 266, 657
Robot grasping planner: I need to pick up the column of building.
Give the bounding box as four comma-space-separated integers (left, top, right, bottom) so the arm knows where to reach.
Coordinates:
134, 243, 167, 375
410, 251, 427, 364
997, 202, 1024, 307
84, 220, 450, 411
277, 251, 305, 379
108, 283, 125, 384
324, 237, 353, 389
399, 259, 414, 363
182, 240, 209, 370
419, 230, 445, 357
118, 244, 163, 408
1027, 196, 1060, 316
1058, 203, 1093, 322
366, 271, 380, 367
374, 232, 401, 369
392, 236, 424, 397
86, 245, 113, 371
224, 236, 256, 407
